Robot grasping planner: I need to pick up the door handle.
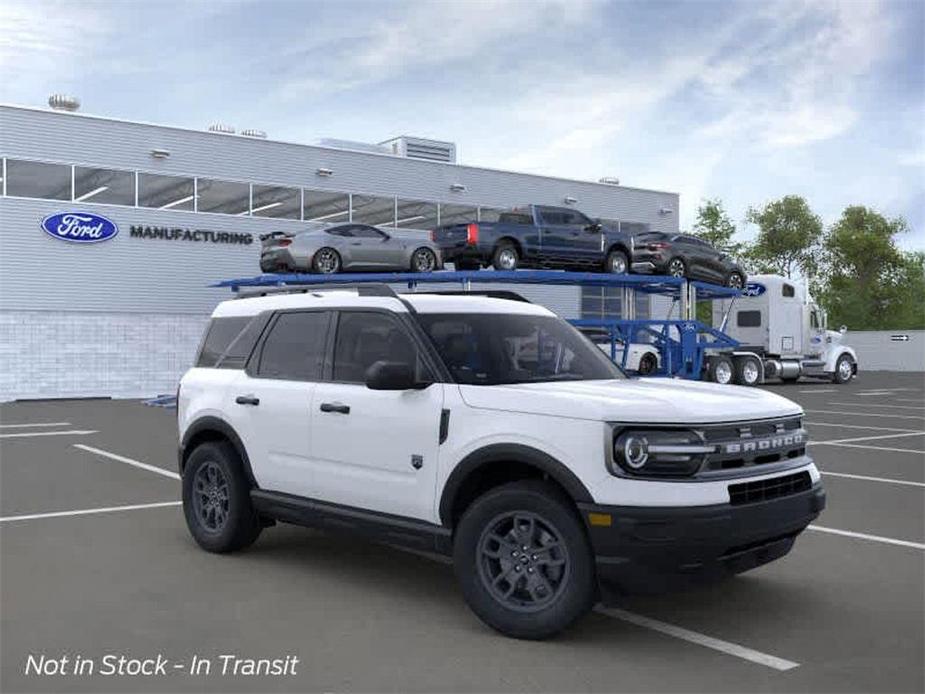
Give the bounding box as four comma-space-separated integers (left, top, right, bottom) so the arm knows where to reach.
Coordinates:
320, 402, 350, 414
235, 395, 260, 406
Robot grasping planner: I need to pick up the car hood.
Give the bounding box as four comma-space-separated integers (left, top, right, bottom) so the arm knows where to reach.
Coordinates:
457, 378, 802, 424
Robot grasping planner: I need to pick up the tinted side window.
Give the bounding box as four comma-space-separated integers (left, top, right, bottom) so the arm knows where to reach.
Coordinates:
782, 284, 795, 297
352, 225, 386, 239
498, 212, 533, 225
737, 311, 762, 328
326, 226, 354, 237
197, 317, 251, 367
257, 312, 330, 380
217, 315, 269, 369
333, 312, 419, 383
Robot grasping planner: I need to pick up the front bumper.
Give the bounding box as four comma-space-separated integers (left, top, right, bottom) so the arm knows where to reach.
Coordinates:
579, 482, 826, 600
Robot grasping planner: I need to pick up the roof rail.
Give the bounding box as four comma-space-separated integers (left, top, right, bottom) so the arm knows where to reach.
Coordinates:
234, 283, 398, 300
411, 289, 532, 303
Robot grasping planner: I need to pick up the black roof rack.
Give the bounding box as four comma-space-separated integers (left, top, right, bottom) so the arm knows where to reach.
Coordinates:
234, 283, 398, 300
408, 289, 532, 303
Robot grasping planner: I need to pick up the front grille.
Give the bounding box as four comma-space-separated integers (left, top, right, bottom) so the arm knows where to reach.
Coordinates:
699, 416, 806, 473
728, 471, 812, 506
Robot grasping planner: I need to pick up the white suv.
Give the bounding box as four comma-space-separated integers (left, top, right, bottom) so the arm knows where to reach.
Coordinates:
178, 286, 825, 639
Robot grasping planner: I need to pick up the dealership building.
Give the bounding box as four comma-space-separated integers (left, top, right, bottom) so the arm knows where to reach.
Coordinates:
0, 99, 680, 401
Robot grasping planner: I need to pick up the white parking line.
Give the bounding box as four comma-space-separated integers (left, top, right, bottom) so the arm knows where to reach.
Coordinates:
388, 544, 801, 671
805, 410, 925, 420
595, 608, 800, 671
895, 398, 925, 404
815, 442, 924, 455
808, 525, 925, 550
0, 422, 72, 429
0, 429, 98, 439
821, 471, 925, 488
826, 402, 925, 411
0, 501, 181, 523
73, 444, 180, 481
799, 389, 838, 393
810, 431, 925, 446
806, 422, 923, 433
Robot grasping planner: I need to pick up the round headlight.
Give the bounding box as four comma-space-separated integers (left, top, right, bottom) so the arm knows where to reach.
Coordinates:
621, 435, 649, 469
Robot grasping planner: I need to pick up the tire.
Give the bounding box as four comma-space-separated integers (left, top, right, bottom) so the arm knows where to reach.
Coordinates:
492, 242, 520, 271
312, 247, 341, 274
667, 257, 687, 278
709, 355, 734, 385
453, 480, 595, 640
182, 441, 262, 553
734, 355, 761, 386
637, 352, 657, 376
833, 354, 854, 384
604, 249, 629, 274
726, 272, 745, 289
410, 247, 437, 273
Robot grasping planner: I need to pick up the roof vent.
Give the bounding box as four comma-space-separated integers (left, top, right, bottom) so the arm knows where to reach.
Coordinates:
317, 138, 390, 155
48, 94, 80, 112
241, 129, 267, 139
208, 123, 236, 134
599, 176, 620, 185
379, 136, 456, 163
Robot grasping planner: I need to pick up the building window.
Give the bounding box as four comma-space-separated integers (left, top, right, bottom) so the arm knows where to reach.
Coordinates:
396, 199, 438, 230
579, 288, 650, 321
74, 166, 135, 205
304, 189, 350, 223
5, 159, 71, 200
439, 203, 478, 226
196, 178, 250, 215
351, 194, 396, 227
138, 173, 195, 211
251, 185, 300, 219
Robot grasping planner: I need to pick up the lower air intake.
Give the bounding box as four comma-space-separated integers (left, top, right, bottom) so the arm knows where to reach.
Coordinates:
728, 471, 812, 506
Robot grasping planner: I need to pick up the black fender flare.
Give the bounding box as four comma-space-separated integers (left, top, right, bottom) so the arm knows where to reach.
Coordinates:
179, 416, 258, 487
438, 443, 593, 526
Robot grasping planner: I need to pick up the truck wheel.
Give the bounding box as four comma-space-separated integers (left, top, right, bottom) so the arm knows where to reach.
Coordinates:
638, 352, 657, 375
492, 242, 519, 271
833, 354, 854, 384
453, 480, 595, 640
604, 250, 629, 274
182, 441, 262, 553
709, 355, 734, 385
734, 355, 761, 386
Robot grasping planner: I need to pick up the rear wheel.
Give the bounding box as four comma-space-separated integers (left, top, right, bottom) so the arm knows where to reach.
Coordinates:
312, 247, 341, 274
182, 441, 261, 553
734, 355, 762, 386
667, 257, 687, 278
411, 247, 437, 273
453, 481, 595, 640
726, 272, 745, 289
492, 242, 520, 271
709, 355, 734, 385
604, 249, 629, 274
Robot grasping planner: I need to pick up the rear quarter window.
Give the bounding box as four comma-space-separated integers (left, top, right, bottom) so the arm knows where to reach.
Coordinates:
196, 316, 254, 368
498, 212, 533, 225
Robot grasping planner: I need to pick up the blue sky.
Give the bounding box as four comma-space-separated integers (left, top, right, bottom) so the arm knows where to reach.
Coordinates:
2, 0, 923, 249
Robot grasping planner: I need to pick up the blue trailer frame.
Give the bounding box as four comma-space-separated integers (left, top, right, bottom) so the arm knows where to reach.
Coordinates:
214, 270, 741, 380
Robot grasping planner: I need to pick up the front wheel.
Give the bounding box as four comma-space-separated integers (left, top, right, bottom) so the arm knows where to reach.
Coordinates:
604, 249, 629, 274
410, 247, 437, 273
453, 481, 595, 640
726, 272, 745, 289
833, 354, 854, 384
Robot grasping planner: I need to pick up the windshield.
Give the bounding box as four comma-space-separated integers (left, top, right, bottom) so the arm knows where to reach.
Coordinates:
416, 313, 625, 385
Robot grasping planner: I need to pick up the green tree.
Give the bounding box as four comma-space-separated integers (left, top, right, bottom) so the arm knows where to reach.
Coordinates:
692, 198, 740, 253
816, 206, 923, 329
745, 195, 823, 278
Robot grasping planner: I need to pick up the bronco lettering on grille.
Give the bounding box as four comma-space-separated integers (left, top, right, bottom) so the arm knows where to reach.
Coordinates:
725, 433, 804, 455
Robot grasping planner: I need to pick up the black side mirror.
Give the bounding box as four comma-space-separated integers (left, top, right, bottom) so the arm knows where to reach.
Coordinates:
586, 222, 602, 233
365, 360, 428, 390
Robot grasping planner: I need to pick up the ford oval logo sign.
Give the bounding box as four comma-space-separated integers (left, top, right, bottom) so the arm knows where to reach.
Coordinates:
742, 282, 766, 297
41, 212, 119, 244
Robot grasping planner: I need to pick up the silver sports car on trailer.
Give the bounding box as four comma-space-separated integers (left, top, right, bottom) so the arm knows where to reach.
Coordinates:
260, 224, 443, 274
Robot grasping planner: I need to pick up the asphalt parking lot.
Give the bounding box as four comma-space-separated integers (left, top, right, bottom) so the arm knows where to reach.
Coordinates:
1, 372, 923, 693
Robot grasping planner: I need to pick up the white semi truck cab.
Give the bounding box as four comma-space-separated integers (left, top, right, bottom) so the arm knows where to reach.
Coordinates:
707, 274, 858, 386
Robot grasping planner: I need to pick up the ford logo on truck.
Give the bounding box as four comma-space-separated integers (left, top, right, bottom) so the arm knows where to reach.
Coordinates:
41, 212, 119, 244
742, 282, 766, 297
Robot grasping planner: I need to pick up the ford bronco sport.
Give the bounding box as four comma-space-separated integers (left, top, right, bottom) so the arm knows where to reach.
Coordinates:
178, 286, 825, 639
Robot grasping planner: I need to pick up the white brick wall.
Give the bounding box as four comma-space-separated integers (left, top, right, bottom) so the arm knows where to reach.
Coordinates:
0, 311, 208, 401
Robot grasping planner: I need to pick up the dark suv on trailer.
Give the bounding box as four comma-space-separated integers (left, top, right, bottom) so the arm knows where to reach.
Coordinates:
631, 232, 747, 288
